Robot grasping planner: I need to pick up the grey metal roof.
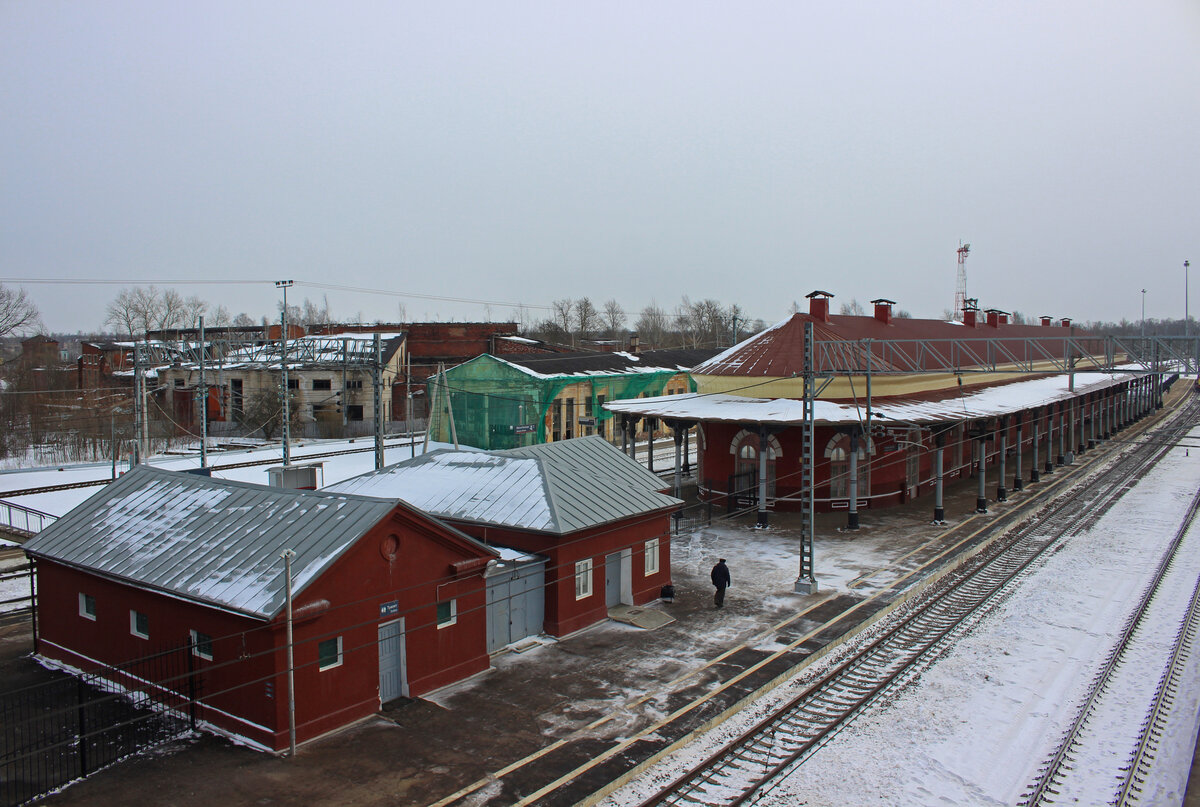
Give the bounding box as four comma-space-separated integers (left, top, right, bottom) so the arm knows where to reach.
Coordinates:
326, 436, 680, 535
23, 466, 399, 620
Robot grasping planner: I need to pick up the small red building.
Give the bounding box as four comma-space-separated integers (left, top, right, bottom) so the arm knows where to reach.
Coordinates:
23, 466, 497, 752
327, 435, 681, 637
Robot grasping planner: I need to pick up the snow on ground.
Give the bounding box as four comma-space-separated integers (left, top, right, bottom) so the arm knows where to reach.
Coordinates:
602, 427, 1200, 807
0, 436, 453, 518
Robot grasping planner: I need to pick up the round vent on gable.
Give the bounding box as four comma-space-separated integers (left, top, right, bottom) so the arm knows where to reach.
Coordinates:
379, 534, 400, 560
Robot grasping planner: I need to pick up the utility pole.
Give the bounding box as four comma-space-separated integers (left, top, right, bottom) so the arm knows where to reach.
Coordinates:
795, 321, 818, 595
133, 343, 145, 464
373, 333, 384, 470
1141, 289, 1146, 340
276, 280, 294, 466
406, 351, 414, 458
1186, 260, 1191, 339
199, 316, 208, 468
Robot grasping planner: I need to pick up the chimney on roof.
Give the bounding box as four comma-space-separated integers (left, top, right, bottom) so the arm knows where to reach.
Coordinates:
1040, 316, 1053, 327
962, 298, 980, 328
985, 309, 1008, 328
1060, 317, 1072, 328
871, 298, 895, 325
629, 333, 640, 354
806, 290, 833, 323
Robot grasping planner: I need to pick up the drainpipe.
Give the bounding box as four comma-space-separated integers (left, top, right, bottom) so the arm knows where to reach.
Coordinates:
282, 549, 297, 758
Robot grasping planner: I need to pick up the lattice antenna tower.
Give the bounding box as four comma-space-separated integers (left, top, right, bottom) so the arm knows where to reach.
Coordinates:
953, 242, 970, 319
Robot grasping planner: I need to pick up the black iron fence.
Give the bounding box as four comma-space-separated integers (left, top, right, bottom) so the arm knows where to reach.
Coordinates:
1, 640, 202, 807
672, 498, 714, 535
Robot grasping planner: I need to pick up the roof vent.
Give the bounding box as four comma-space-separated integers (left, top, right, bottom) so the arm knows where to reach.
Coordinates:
1060, 317, 1072, 328
871, 298, 895, 325
806, 290, 834, 323
985, 308, 1008, 328
1040, 316, 1053, 327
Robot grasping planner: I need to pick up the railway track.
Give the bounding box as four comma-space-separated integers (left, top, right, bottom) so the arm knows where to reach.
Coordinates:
636, 397, 1200, 807
1023, 472, 1200, 805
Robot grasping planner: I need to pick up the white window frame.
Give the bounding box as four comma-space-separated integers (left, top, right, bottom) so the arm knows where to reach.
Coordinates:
317, 636, 343, 671
575, 558, 593, 600
644, 538, 660, 576
78, 593, 96, 621
436, 599, 457, 629
190, 629, 213, 660
130, 609, 149, 639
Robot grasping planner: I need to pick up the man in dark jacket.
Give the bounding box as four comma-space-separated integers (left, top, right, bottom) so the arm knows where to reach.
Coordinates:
711, 558, 731, 608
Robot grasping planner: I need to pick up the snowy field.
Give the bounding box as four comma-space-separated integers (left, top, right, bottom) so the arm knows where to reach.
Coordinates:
602, 426, 1200, 806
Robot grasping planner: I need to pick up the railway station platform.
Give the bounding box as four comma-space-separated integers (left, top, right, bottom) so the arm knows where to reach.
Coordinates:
10, 384, 1195, 807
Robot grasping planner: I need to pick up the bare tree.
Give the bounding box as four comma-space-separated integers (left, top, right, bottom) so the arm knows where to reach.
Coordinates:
105, 286, 164, 339
602, 299, 626, 339
839, 298, 866, 316
300, 295, 333, 328
634, 303, 668, 349
157, 289, 187, 331
551, 299, 573, 344
0, 284, 42, 337
896, 309, 913, 319
184, 295, 208, 328
210, 305, 232, 328
233, 312, 256, 328
574, 297, 600, 341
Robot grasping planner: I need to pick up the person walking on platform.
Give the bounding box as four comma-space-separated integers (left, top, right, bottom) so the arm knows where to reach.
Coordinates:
711, 558, 731, 608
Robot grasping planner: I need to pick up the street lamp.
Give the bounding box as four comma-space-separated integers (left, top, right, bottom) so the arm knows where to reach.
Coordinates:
1186, 261, 1191, 339
110, 407, 128, 479
276, 280, 294, 465
1141, 288, 1146, 339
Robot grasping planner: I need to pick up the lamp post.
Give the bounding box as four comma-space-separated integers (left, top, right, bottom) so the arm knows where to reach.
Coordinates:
1141, 288, 1146, 339
110, 407, 128, 479
275, 280, 294, 466
1186, 261, 1191, 339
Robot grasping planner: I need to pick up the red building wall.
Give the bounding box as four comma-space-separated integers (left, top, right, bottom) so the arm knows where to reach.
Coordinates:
31, 505, 494, 752
455, 512, 674, 637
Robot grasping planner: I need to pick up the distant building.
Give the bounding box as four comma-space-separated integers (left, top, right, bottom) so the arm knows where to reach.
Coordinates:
427, 348, 718, 450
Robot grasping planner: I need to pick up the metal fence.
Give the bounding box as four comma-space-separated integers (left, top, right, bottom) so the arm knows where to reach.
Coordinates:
671, 498, 714, 535
0, 502, 56, 538
0, 641, 202, 807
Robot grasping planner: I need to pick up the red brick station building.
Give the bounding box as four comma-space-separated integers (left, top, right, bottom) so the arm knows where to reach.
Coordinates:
607, 292, 1165, 527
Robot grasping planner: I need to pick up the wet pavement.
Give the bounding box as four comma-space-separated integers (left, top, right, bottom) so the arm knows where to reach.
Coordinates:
5, 392, 1189, 807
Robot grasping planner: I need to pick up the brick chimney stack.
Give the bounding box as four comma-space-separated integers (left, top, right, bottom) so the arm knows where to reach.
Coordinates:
871, 298, 895, 325
806, 290, 833, 323
962, 298, 980, 328
1040, 316, 1053, 327
629, 333, 640, 354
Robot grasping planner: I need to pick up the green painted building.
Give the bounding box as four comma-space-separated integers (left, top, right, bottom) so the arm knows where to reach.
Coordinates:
427, 349, 718, 450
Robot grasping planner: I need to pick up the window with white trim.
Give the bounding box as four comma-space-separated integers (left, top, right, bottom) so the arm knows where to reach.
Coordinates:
190, 629, 213, 660
130, 610, 149, 639
318, 637, 343, 671
575, 558, 593, 600
644, 538, 660, 576
78, 593, 96, 621
436, 599, 457, 628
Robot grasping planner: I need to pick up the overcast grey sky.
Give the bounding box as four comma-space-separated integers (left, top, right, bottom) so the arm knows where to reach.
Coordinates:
2, 1, 1198, 333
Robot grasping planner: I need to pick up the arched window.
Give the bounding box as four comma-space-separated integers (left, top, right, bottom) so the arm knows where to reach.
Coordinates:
825, 433, 870, 499
733, 433, 777, 499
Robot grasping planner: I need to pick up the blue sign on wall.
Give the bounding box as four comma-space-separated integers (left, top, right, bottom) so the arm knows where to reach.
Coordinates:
514, 424, 536, 434
379, 600, 399, 618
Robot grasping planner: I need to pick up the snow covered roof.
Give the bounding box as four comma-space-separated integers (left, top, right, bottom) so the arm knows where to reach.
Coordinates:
326, 435, 681, 534
470, 348, 719, 380
603, 369, 1144, 426
23, 465, 402, 620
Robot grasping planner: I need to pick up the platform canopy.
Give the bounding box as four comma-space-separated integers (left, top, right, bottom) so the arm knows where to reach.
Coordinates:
603, 367, 1145, 427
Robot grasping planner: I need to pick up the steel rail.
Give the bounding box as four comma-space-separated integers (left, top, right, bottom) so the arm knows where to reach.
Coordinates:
1021, 483, 1200, 805
637, 397, 1200, 807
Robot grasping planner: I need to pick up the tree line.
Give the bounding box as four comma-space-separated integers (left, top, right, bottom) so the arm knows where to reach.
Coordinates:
521, 297, 768, 350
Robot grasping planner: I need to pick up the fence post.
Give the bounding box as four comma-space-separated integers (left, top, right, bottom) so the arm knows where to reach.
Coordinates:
186, 638, 197, 730
76, 677, 89, 777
